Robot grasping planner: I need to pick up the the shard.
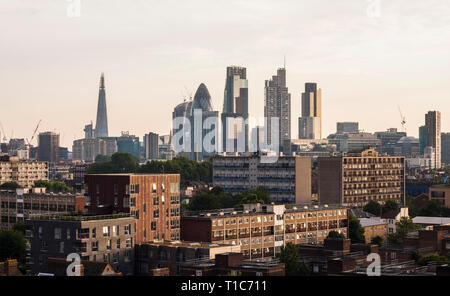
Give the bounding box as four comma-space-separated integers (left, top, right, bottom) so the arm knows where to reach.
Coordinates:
94, 73, 109, 138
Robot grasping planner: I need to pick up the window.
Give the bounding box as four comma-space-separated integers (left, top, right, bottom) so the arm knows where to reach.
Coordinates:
54, 228, 61, 239
124, 224, 131, 235
107, 240, 112, 250
153, 209, 159, 218
126, 238, 133, 248
38, 226, 43, 238
92, 241, 98, 252
92, 228, 96, 239
59, 242, 64, 253
117, 239, 121, 249
151, 222, 157, 231
103, 226, 110, 237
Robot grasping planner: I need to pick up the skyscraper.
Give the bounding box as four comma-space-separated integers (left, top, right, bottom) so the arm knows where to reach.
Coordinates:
425, 111, 442, 169
221, 66, 249, 153
94, 73, 109, 138
144, 132, 159, 160
299, 83, 322, 140
38, 132, 60, 163
264, 67, 291, 153
441, 133, 450, 165
172, 83, 218, 161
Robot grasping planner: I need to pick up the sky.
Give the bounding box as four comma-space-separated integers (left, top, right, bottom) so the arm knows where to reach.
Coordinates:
1, 0, 450, 148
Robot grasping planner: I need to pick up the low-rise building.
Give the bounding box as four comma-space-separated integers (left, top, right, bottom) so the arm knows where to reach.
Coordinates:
180, 252, 285, 276
135, 241, 241, 276
359, 218, 388, 244
0, 188, 84, 231
429, 185, 450, 208
26, 214, 135, 275
181, 203, 349, 259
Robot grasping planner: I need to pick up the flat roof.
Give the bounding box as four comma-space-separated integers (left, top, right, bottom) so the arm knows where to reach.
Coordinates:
413, 216, 450, 225
143, 241, 237, 249
359, 218, 388, 227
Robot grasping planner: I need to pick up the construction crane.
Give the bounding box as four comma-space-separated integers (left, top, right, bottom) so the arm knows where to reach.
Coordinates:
0, 121, 7, 143
398, 106, 406, 133
26, 119, 42, 148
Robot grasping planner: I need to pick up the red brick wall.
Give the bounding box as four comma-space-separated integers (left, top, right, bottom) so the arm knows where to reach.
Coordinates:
181, 218, 212, 242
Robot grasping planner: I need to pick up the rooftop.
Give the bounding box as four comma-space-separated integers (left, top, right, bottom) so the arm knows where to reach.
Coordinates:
359, 218, 388, 227
412, 216, 450, 225
28, 213, 132, 222
143, 240, 238, 249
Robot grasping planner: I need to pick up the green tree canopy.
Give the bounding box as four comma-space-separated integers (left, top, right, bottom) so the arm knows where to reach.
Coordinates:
387, 216, 421, 246
34, 180, 72, 193
382, 200, 399, 214
417, 254, 449, 266
370, 235, 383, 246
276, 242, 311, 276
0, 230, 26, 264
418, 200, 445, 217
0, 182, 20, 190
349, 215, 365, 244
95, 154, 111, 162
327, 231, 346, 239
363, 200, 381, 216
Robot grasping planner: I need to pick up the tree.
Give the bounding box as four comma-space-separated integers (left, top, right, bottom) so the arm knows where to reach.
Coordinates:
111, 152, 139, 172
382, 200, 399, 214
0, 182, 20, 190
34, 180, 72, 193
418, 200, 444, 217
363, 200, 381, 216
417, 254, 449, 266
327, 231, 346, 239
387, 216, 420, 246
276, 243, 310, 276
0, 230, 26, 264
95, 154, 111, 162
370, 236, 383, 246
405, 196, 419, 218
13, 222, 27, 235
349, 215, 365, 244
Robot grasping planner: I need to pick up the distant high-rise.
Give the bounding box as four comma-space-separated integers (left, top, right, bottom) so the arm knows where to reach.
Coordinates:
441, 133, 450, 165
221, 66, 249, 153
299, 83, 322, 140
425, 111, 441, 169
337, 122, 359, 134
264, 67, 291, 153
144, 132, 159, 160
38, 132, 60, 163
172, 83, 218, 161
94, 73, 109, 138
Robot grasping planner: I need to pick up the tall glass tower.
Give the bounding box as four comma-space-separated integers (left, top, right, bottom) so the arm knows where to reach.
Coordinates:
94, 73, 109, 138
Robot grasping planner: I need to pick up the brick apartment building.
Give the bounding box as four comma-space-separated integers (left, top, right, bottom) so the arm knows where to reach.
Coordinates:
26, 214, 135, 275
318, 149, 405, 207
0, 155, 48, 188
212, 155, 311, 204
84, 174, 181, 243
135, 241, 241, 275
0, 187, 84, 230
429, 185, 450, 208
181, 203, 349, 259
180, 252, 285, 276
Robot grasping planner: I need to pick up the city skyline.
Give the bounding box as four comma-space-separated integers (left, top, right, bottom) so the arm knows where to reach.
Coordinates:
1, 1, 450, 148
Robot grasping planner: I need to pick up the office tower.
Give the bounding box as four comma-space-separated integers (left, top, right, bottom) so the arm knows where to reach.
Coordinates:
264, 67, 291, 153
337, 122, 359, 134
318, 149, 405, 207
84, 173, 181, 243
181, 203, 348, 259
375, 128, 407, 156
425, 111, 441, 169
144, 132, 159, 160
212, 155, 311, 204
94, 73, 109, 138
116, 132, 140, 159
38, 132, 60, 163
299, 83, 322, 139
327, 132, 380, 153
72, 138, 118, 163
442, 133, 450, 165
221, 66, 249, 153
419, 125, 428, 155
172, 83, 218, 161
0, 155, 48, 188
84, 122, 94, 139
394, 136, 420, 158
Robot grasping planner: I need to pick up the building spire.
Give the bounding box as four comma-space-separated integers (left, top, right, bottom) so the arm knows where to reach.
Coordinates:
100, 73, 105, 90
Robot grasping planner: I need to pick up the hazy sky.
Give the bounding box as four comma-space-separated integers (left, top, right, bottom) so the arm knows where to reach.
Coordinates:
1, 0, 450, 148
